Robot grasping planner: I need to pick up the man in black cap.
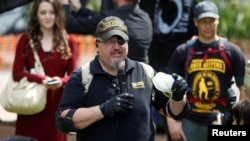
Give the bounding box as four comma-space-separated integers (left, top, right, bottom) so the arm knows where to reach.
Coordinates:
55, 16, 190, 141
165, 1, 247, 141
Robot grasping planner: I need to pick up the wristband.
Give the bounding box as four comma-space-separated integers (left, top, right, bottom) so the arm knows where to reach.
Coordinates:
65, 109, 76, 120
167, 99, 190, 120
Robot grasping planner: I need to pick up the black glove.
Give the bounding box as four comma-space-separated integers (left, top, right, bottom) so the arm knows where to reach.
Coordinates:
100, 93, 134, 117
171, 73, 188, 101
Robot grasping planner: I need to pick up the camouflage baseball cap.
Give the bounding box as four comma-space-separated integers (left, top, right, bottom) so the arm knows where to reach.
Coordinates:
95, 16, 129, 41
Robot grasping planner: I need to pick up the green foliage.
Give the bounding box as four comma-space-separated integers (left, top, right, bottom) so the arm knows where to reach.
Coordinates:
213, 0, 250, 39
86, 0, 101, 12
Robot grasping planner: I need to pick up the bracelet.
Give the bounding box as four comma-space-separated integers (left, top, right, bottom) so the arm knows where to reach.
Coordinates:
65, 109, 76, 121
167, 99, 190, 120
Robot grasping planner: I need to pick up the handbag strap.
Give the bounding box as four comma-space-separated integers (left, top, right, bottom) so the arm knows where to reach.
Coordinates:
29, 39, 45, 75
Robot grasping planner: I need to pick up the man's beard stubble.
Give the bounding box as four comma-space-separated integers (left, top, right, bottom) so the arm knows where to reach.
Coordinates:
109, 59, 125, 70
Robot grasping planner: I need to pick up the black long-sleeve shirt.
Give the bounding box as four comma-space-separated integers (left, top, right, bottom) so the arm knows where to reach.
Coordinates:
63, 4, 153, 63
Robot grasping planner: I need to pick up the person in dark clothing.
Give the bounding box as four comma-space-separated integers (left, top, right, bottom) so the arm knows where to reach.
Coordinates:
60, 0, 152, 63
0, 0, 88, 13
165, 1, 248, 141
100, 0, 114, 12
0, 0, 33, 13
141, 0, 198, 72
138, 1, 198, 140
55, 16, 190, 141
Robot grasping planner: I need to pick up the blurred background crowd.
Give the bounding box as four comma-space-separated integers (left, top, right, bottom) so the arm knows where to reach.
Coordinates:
0, 0, 250, 141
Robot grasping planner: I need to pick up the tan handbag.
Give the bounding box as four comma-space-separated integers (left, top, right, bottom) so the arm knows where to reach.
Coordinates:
244, 60, 250, 98
0, 40, 47, 115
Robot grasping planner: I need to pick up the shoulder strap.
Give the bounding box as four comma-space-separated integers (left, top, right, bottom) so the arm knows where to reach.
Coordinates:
184, 36, 232, 93
187, 36, 198, 48
81, 62, 93, 94
186, 35, 198, 66
218, 37, 233, 74
184, 36, 198, 80
81, 62, 155, 95
185, 36, 232, 74
138, 62, 154, 81
30, 39, 45, 75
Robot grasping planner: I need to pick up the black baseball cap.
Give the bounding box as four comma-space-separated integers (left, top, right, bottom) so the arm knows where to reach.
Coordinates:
194, 0, 219, 20
95, 16, 129, 41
